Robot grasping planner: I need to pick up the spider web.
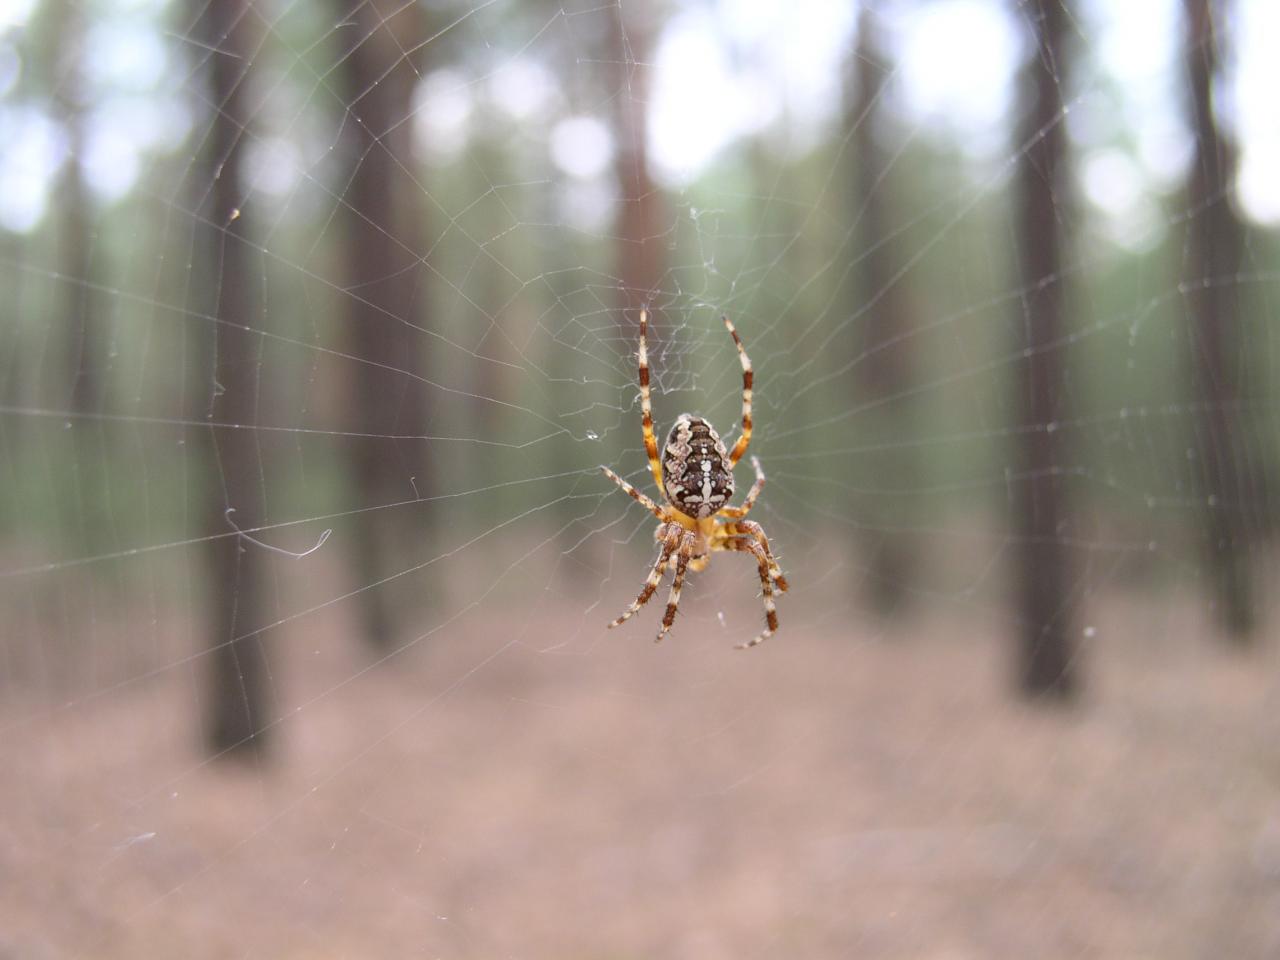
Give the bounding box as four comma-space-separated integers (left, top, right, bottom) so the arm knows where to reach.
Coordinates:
2, 0, 1279, 955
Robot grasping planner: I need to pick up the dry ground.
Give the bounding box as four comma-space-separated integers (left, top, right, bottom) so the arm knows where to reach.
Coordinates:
3, 573, 1279, 959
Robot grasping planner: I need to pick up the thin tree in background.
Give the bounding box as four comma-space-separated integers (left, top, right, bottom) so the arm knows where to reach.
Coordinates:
609, 4, 667, 318
848, 2, 918, 614
50, 0, 101, 418
336, 0, 433, 652
1182, 0, 1254, 639
196, 0, 274, 757
1012, 0, 1076, 697
51, 0, 123, 587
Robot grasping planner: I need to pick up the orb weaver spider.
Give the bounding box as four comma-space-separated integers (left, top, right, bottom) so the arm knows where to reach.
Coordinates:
600, 309, 789, 649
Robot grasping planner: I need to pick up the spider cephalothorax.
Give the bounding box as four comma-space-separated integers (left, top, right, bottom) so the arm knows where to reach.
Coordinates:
662, 415, 734, 519
600, 309, 789, 649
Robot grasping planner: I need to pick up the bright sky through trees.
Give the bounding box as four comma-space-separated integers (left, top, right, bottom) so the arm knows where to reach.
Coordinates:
0, 0, 1278, 232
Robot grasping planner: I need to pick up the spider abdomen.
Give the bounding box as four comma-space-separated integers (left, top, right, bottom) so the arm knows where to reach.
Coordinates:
662, 414, 734, 519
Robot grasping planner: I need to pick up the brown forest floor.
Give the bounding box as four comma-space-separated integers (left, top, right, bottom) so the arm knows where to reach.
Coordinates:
3, 573, 1279, 959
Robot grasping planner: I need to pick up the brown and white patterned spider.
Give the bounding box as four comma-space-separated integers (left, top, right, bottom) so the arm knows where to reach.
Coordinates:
600, 309, 789, 648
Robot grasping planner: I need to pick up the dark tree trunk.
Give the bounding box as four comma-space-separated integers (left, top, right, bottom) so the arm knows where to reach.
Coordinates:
587, 5, 666, 569
849, 3, 917, 615
336, 0, 432, 652
196, 0, 274, 757
43, 0, 101, 415
57, 102, 100, 415
51, 0, 112, 571
61, 152, 99, 417
0, 233, 22, 411
609, 5, 666, 319
1012, 0, 1077, 698
1182, 0, 1254, 639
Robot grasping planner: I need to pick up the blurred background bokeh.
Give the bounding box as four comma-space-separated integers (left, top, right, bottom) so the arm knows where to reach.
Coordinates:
2, 0, 1278, 956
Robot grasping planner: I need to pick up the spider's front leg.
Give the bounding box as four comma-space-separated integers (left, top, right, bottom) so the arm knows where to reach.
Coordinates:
722, 315, 753, 466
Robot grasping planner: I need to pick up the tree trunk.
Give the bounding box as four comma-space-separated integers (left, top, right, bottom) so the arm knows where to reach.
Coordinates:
1012, 0, 1077, 698
609, 5, 666, 320
336, 0, 432, 652
196, 0, 274, 757
43, 0, 101, 415
1182, 0, 1254, 639
52, 0, 112, 570
57, 105, 99, 414
849, 3, 917, 615
591, 5, 666, 568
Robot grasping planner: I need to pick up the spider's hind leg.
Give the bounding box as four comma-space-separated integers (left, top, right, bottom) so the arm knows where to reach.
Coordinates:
655, 530, 697, 643
600, 465, 665, 521
608, 521, 681, 628
723, 538, 780, 649
731, 518, 788, 593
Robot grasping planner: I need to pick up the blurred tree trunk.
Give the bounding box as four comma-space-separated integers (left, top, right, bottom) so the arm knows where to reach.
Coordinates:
0, 233, 22, 410
584, 5, 666, 569
52, 0, 115, 576
848, 3, 917, 615
1012, 0, 1076, 698
50, 0, 101, 419
196, 0, 274, 757
609, 4, 666, 319
1182, 0, 1255, 639
336, 0, 433, 652
60, 140, 99, 416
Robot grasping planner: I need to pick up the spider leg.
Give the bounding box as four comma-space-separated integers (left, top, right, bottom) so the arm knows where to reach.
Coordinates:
600, 465, 665, 521
722, 314, 753, 466
729, 518, 788, 593
655, 530, 696, 643
716, 455, 766, 519
638, 309, 665, 494
608, 522, 682, 628
722, 539, 779, 649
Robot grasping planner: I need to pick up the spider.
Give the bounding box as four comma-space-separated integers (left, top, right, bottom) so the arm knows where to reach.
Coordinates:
600, 309, 789, 649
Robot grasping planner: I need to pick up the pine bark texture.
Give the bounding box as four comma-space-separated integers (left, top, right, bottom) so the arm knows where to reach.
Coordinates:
337, 0, 433, 651
609, 5, 667, 319
1182, 0, 1255, 639
850, 4, 917, 614
198, 0, 274, 756
1013, 0, 1077, 697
